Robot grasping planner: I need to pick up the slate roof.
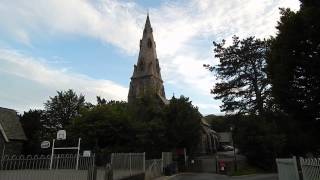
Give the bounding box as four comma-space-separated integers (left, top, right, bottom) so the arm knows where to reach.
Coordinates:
0, 107, 27, 142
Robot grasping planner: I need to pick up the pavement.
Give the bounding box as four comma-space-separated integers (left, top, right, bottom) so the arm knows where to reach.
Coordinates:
154, 173, 278, 180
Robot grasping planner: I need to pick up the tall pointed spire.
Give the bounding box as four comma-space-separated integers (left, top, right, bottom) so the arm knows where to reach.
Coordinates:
144, 13, 152, 33
128, 15, 167, 104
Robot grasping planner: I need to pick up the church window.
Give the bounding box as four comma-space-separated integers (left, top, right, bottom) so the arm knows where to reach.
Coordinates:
147, 38, 152, 48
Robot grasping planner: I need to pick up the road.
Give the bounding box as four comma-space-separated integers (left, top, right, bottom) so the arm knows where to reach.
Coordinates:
169, 173, 278, 180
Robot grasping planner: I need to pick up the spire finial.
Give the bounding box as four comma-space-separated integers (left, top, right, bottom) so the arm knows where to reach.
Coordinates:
144, 10, 152, 31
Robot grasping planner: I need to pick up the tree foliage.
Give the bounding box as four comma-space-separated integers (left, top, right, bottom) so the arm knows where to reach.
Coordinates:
164, 96, 202, 154
20, 110, 44, 154
268, 1, 320, 154
205, 115, 229, 132
205, 36, 270, 115
44, 89, 85, 132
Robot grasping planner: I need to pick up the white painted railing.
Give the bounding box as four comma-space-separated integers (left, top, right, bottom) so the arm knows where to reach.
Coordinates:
0, 154, 94, 170
300, 157, 320, 180
276, 157, 300, 180
0, 154, 95, 180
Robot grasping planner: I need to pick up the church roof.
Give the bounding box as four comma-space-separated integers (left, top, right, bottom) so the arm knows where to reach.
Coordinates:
0, 107, 27, 142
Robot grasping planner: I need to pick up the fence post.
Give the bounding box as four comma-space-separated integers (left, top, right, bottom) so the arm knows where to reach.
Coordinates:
143, 152, 146, 172
49, 139, 55, 170
292, 156, 301, 180
129, 153, 132, 176
75, 138, 81, 170
161, 152, 163, 173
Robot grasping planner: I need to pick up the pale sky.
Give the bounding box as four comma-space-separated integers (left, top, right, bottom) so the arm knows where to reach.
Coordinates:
0, 0, 300, 115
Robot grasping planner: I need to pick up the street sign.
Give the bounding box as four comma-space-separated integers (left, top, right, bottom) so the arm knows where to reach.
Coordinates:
41, 141, 50, 149
83, 150, 91, 157
57, 130, 66, 140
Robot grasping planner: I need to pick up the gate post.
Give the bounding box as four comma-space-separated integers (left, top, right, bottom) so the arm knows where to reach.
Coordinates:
143, 152, 146, 172
129, 153, 132, 176
50, 139, 55, 170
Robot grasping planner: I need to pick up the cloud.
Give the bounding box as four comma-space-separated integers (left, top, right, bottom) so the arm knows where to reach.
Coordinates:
0, 48, 128, 111
0, 0, 143, 53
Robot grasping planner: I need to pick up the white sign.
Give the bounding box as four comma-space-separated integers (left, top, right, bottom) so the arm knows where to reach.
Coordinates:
57, 130, 66, 140
83, 150, 91, 157
41, 141, 50, 149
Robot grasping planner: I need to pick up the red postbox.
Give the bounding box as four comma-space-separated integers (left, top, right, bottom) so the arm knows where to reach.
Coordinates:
219, 160, 226, 173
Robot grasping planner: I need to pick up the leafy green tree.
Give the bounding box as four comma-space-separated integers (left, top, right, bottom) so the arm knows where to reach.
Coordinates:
269, 2, 320, 122
71, 101, 133, 151
20, 110, 44, 154
204, 36, 270, 115
235, 114, 286, 170
44, 89, 85, 133
268, 0, 320, 153
164, 96, 201, 154
204, 115, 229, 132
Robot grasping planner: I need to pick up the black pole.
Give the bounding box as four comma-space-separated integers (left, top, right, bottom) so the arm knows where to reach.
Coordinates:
231, 128, 237, 171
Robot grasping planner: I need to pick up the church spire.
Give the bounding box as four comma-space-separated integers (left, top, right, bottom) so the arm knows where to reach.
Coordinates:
128, 15, 167, 104
144, 13, 152, 33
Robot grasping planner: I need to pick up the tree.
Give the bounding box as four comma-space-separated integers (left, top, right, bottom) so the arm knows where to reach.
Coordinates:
268, 1, 320, 154
235, 114, 286, 170
20, 110, 44, 154
204, 36, 270, 115
70, 101, 140, 164
164, 96, 202, 154
44, 89, 85, 133
205, 115, 230, 132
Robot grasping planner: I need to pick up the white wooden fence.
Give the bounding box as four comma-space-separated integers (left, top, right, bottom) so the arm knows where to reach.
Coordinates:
276, 157, 300, 180
276, 157, 320, 180
300, 157, 320, 180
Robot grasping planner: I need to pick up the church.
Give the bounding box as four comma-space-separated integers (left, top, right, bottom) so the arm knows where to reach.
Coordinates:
128, 15, 218, 155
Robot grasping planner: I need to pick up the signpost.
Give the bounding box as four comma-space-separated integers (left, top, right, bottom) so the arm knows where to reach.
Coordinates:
49, 130, 82, 170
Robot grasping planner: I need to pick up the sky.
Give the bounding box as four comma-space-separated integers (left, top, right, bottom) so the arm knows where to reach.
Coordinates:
0, 0, 300, 115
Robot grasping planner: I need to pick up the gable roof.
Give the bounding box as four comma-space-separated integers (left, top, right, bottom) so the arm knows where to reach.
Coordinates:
0, 107, 27, 142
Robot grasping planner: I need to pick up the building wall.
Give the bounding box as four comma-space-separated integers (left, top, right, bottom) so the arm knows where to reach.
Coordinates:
0, 135, 23, 157
5, 141, 23, 155
0, 134, 5, 157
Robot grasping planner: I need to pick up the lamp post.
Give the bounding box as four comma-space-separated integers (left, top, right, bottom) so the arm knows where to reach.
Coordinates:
230, 126, 237, 171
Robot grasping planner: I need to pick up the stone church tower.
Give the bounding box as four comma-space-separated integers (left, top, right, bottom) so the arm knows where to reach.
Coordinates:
128, 15, 167, 104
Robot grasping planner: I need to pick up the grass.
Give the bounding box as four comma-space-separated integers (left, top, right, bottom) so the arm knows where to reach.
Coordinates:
231, 165, 266, 176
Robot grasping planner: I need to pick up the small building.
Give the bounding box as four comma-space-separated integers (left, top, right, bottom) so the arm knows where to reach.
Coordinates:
217, 132, 232, 146
0, 107, 27, 157
198, 118, 219, 154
